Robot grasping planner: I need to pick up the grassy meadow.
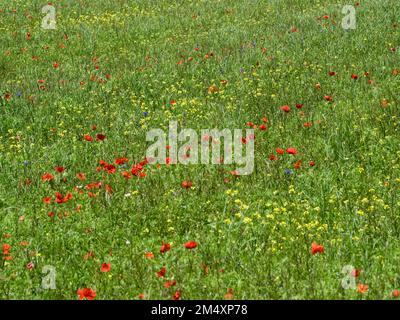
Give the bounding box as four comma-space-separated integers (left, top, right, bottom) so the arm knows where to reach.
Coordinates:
0, 0, 399, 299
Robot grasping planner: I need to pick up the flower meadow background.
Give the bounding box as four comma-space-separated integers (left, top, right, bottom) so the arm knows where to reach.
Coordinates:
0, 0, 399, 300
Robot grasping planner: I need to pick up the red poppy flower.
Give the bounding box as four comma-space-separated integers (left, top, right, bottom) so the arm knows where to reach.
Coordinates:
104, 164, 116, 174
164, 280, 177, 288
115, 157, 129, 165
269, 154, 277, 161
96, 133, 106, 141
76, 173, 87, 181
160, 241, 171, 254
351, 269, 361, 277
261, 117, 268, 123
181, 181, 193, 189
303, 122, 312, 128
286, 148, 297, 155
351, 73, 358, 80
41, 173, 54, 181
55, 166, 65, 173
357, 284, 368, 293
53, 62, 59, 69
311, 242, 324, 254
184, 241, 198, 249
276, 148, 285, 155
393, 289, 399, 298
224, 288, 234, 300
293, 160, 302, 169
77, 288, 96, 300
328, 71, 336, 76
324, 95, 333, 102
122, 171, 131, 179
296, 103, 303, 109
43, 197, 52, 204
55, 192, 72, 204
145, 252, 154, 259
280, 105, 290, 113
2, 244, 11, 255
173, 290, 181, 300
85, 181, 102, 190
100, 263, 111, 273
131, 164, 144, 176
156, 267, 167, 278
259, 124, 267, 131
138, 293, 145, 300
84, 134, 93, 142
309, 161, 315, 167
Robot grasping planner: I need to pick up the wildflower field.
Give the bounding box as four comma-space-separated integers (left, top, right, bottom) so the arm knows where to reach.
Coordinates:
0, 0, 399, 300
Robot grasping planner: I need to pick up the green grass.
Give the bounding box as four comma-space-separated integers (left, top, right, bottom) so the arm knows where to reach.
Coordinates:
0, 0, 399, 300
